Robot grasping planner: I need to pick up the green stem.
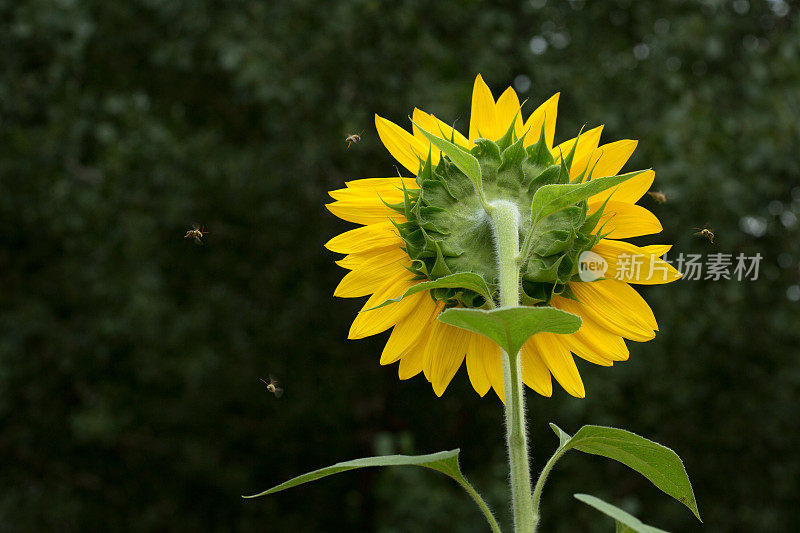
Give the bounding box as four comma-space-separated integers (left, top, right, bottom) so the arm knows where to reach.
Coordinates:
531, 446, 568, 529
516, 220, 539, 267
488, 200, 535, 533
455, 475, 503, 533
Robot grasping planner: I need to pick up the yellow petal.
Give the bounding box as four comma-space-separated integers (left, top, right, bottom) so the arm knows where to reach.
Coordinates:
587, 139, 638, 179
398, 325, 432, 380
335, 248, 397, 271
520, 341, 553, 396
324, 221, 400, 254
348, 274, 421, 339
331, 183, 406, 204
589, 200, 662, 239
495, 87, 523, 138
554, 125, 604, 178
375, 114, 434, 173
425, 320, 470, 396
412, 108, 472, 149
574, 279, 658, 331
469, 74, 499, 141
554, 296, 629, 363
528, 333, 585, 398
562, 323, 627, 364
325, 200, 405, 226
568, 280, 655, 342
344, 176, 419, 192
465, 332, 491, 396
522, 93, 560, 149
335, 254, 365, 270
480, 336, 505, 402
590, 169, 655, 205
334, 247, 411, 298
381, 297, 441, 365
592, 239, 682, 284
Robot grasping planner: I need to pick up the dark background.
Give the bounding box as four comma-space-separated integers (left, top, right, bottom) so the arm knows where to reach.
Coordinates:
2, 0, 798, 531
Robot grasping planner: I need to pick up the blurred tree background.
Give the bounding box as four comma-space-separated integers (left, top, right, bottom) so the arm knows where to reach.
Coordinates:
1, 0, 798, 531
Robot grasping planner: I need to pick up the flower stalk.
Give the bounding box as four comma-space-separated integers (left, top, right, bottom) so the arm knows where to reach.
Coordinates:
488, 200, 536, 533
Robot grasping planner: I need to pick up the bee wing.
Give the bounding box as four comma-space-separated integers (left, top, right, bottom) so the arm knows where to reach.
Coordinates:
273, 386, 284, 398
269, 373, 279, 383
194, 237, 203, 245
693, 231, 703, 237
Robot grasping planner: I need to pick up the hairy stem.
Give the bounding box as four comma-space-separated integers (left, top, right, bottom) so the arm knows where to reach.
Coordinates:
455, 475, 503, 533
488, 200, 535, 533
531, 446, 568, 528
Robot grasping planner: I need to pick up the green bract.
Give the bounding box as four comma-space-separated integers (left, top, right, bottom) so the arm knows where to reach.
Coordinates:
387, 123, 620, 309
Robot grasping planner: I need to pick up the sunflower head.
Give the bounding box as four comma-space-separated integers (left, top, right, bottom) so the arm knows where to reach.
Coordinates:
325, 74, 681, 399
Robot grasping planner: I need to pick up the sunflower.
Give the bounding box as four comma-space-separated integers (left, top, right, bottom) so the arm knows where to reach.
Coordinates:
325, 74, 680, 400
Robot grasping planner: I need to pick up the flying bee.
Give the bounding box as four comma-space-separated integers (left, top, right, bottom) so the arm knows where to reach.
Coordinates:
184, 224, 208, 245
260, 375, 284, 398
693, 226, 715, 244
345, 130, 365, 148
647, 190, 667, 203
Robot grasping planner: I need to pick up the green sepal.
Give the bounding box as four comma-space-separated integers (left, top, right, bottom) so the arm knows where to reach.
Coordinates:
418, 150, 434, 182
548, 424, 702, 521
499, 133, 528, 174
495, 111, 521, 151
472, 138, 503, 164
521, 282, 552, 305
437, 306, 582, 356
570, 150, 601, 184
524, 165, 560, 195
529, 207, 582, 257
557, 125, 583, 175
363, 272, 495, 311
413, 121, 485, 203
524, 254, 566, 284
530, 169, 645, 230
579, 194, 611, 234
557, 283, 580, 302
574, 494, 669, 533
525, 122, 554, 168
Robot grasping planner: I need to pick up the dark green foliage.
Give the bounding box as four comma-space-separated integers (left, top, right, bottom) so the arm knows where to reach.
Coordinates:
0, 0, 798, 531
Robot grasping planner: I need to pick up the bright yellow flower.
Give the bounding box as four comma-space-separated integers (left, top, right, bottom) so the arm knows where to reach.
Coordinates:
325, 75, 680, 400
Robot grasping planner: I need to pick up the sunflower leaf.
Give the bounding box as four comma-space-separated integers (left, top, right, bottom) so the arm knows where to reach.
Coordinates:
436, 306, 581, 356
412, 121, 485, 203
574, 494, 669, 533
549, 425, 701, 521
549, 423, 572, 448
244, 449, 502, 532
363, 272, 494, 311
244, 450, 461, 498
530, 170, 644, 229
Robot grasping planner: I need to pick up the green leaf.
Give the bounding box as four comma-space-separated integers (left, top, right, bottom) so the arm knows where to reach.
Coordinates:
363, 272, 494, 311
437, 305, 581, 356
530, 170, 644, 228
245, 450, 462, 498
412, 121, 485, 201
549, 422, 572, 448
244, 449, 502, 533
574, 494, 669, 533
550, 425, 701, 521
